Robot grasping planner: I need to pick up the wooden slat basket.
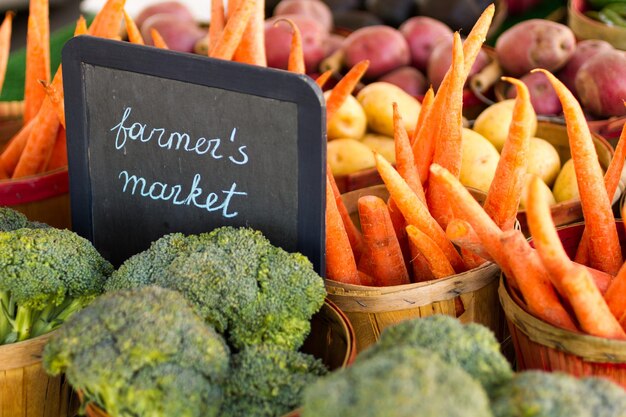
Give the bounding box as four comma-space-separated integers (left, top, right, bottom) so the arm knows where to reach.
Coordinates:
0, 108, 71, 230
500, 221, 626, 388
0, 332, 77, 417
325, 185, 506, 353
81, 300, 356, 417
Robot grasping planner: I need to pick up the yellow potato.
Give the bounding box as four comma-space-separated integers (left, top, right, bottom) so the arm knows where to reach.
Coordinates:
519, 173, 556, 209
552, 159, 578, 203
473, 99, 537, 152
460, 128, 500, 193
356, 82, 421, 137
361, 134, 396, 164
324, 91, 367, 140
527, 137, 561, 187
327, 138, 376, 176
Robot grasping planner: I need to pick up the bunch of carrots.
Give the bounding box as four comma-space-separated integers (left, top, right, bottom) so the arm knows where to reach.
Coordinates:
0, 0, 130, 180
324, 5, 626, 339
325, 5, 499, 287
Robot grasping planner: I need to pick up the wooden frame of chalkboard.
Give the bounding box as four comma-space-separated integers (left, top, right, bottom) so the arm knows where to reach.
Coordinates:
62, 35, 326, 273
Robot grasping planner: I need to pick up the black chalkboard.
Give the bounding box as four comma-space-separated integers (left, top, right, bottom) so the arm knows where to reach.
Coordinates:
62, 36, 326, 272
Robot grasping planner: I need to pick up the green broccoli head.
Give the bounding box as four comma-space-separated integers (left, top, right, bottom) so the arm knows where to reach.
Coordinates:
221, 344, 328, 417
43, 286, 230, 417
0, 227, 113, 344
107, 227, 326, 351
358, 315, 513, 394
0, 207, 49, 231
301, 345, 493, 417
0, 207, 29, 231
491, 371, 626, 417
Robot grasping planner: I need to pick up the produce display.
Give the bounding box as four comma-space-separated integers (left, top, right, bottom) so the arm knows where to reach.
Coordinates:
0, 207, 113, 345
2, 0, 626, 416
584, 0, 626, 28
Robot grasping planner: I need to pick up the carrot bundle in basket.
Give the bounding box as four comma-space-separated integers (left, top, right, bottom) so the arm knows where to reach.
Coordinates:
0, 11, 13, 94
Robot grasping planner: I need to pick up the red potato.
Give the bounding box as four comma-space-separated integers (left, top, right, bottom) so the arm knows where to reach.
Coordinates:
140, 14, 205, 52
507, 71, 562, 116
495, 20, 576, 77
557, 40, 614, 95
343, 25, 410, 79
274, 0, 334, 33
136, 1, 195, 29
379, 66, 428, 97
575, 50, 626, 117
265, 14, 328, 72
427, 38, 490, 90
399, 16, 453, 71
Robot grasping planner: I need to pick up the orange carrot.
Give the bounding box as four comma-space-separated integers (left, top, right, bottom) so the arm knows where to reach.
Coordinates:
315, 70, 333, 89
357, 196, 410, 286
88, 0, 126, 39
526, 175, 625, 339
410, 86, 433, 145
0, 164, 7, 180
328, 165, 364, 261
13, 98, 61, 178
606, 262, 626, 327
406, 225, 455, 279
426, 33, 464, 229
0, 11, 13, 94
150, 28, 169, 49
24, 16, 48, 123
325, 175, 360, 284
208, 0, 225, 54
123, 9, 144, 45
358, 270, 376, 286
375, 154, 466, 272
428, 163, 517, 280
483, 77, 533, 231
30, 0, 50, 84
500, 229, 578, 331
575, 122, 626, 265
535, 69, 622, 275
233, 0, 266, 66
0, 118, 36, 176
393, 102, 425, 203
408, 237, 435, 282
412, 5, 494, 184
76, 15, 88, 36
387, 196, 415, 277
210, 0, 255, 61
40, 80, 65, 129
326, 60, 369, 122
45, 127, 67, 171
446, 219, 492, 263
274, 18, 305, 74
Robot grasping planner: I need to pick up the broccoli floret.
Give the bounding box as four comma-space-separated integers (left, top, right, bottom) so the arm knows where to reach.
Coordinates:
0, 207, 29, 231
301, 345, 493, 417
358, 315, 512, 394
221, 345, 328, 417
107, 227, 326, 350
0, 228, 113, 344
491, 371, 626, 417
43, 286, 230, 417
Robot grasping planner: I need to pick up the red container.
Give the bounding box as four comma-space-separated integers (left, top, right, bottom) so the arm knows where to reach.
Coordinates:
0, 113, 71, 229
500, 221, 626, 389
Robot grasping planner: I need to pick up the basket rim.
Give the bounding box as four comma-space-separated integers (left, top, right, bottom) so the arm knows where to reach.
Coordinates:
499, 278, 626, 362
0, 330, 57, 370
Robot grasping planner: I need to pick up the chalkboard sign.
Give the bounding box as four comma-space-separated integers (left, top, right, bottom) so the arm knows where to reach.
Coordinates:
62, 36, 326, 271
